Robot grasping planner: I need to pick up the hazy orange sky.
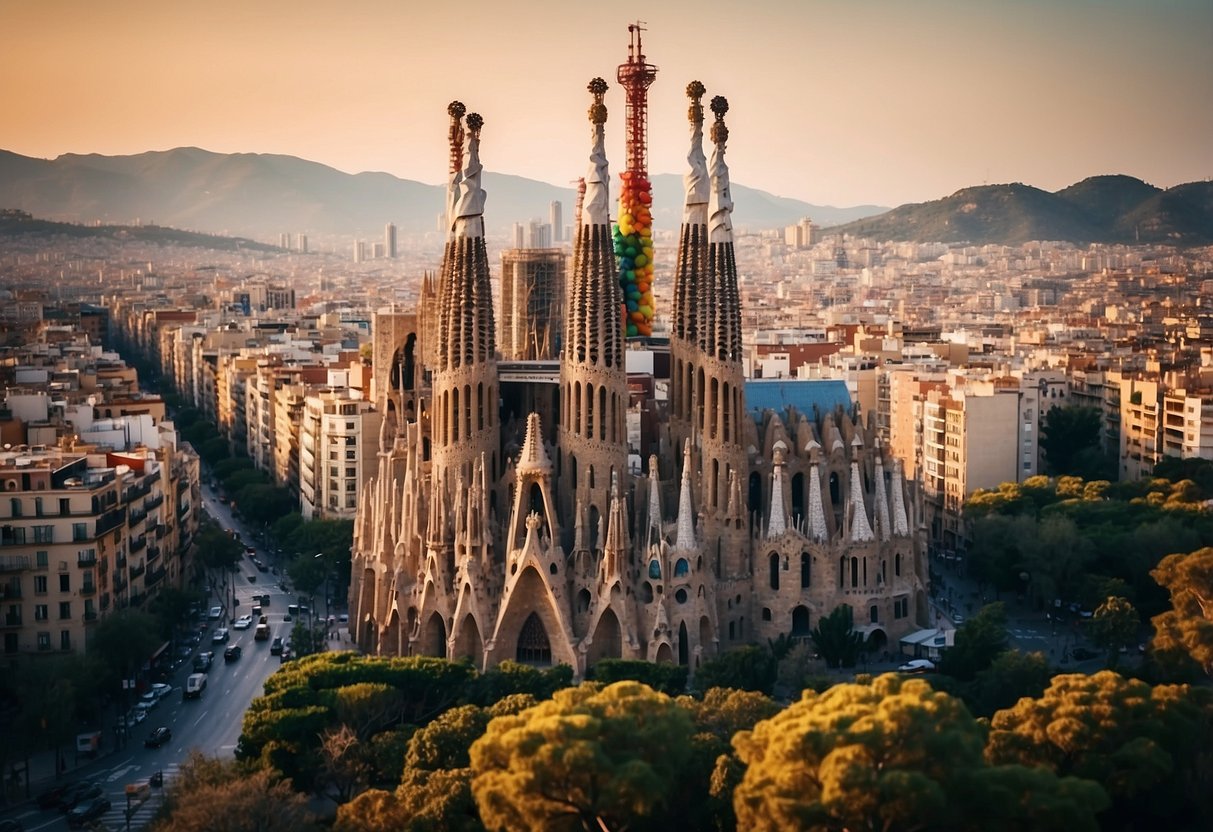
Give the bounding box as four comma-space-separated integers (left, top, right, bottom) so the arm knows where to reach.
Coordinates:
2, 0, 1210, 207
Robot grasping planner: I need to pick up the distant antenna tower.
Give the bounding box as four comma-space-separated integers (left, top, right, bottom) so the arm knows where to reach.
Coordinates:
614, 22, 659, 337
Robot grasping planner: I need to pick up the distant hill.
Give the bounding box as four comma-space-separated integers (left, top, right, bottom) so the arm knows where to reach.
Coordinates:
830, 176, 1213, 246
0, 148, 884, 240
0, 208, 278, 252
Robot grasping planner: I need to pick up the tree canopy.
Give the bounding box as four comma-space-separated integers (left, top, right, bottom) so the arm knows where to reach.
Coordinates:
731, 673, 1108, 832
470, 681, 695, 832
1150, 547, 1213, 676
1039, 405, 1109, 479
810, 604, 864, 669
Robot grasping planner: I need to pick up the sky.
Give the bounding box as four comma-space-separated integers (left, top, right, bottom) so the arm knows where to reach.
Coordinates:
2, 0, 1210, 208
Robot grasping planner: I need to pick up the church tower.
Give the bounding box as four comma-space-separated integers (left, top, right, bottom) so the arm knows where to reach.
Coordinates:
557, 78, 630, 553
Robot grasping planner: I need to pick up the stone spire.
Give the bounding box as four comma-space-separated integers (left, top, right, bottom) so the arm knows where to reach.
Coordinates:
873, 445, 892, 541
891, 456, 910, 536
516, 412, 552, 475
602, 471, 628, 583
444, 101, 465, 236
682, 81, 710, 225
708, 96, 733, 245
646, 455, 663, 548
453, 112, 486, 238
675, 440, 696, 550
806, 441, 828, 542
767, 442, 788, 538
582, 78, 611, 227
849, 436, 875, 543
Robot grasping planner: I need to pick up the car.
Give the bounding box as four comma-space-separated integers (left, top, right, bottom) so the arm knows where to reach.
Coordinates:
126, 707, 148, 725
138, 691, 159, 709
898, 658, 937, 674
251, 604, 262, 618
193, 651, 214, 672
133, 699, 156, 715
246, 546, 257, 556
208, 605, 223, 620
280, 645, 293, 661
233, 614, 254, 630
258, 594, 271, 606
247, 573, 258, 583
951, 613, 965, 626
255, 622, 270, 641
36, 780, 77, 810
66, 795, 111, 828
1070, 646, 1100, 661
145, 726, 172, 748
338, 613, 348, 624
211, 627, 230, 644
57, 781, 102, 812
224, 644, 242, 662
270, 636, 284, 655
150, 682, 172, 700
254, 559, 269, 573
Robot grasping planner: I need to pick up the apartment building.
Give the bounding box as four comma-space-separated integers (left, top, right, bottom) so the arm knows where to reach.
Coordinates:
1162, 387, 1213, 460
298, 389, 380, 521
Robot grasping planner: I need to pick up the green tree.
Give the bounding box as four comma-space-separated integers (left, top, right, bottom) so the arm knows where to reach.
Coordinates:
938, 602, 1009, 681
731, 673, 1108, 832
1040, 405, 1103, 477
195, 521, 243, 573
470, 681, 695, 832
693, 645, 777, 695
236, 483, 295, 525
1151, 547, 1213, 676
809, 604, 864, 669
87, 609, 162, 693
335, 682, 406, 741
968, 649, 1053, 718
987, 671, 1213, 830
1087, 595, 1140, 668
589, 658, 688, 695
153, 757, 319, 832
336, 769, 484, 832
464, 660, 573, 706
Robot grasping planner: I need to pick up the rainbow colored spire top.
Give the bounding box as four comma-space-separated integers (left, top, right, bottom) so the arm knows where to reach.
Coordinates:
613, 23, 659, 338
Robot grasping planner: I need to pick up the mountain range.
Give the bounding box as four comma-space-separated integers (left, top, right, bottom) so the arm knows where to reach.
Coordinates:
0, 147, 884, 240
831, 176, 1213, 246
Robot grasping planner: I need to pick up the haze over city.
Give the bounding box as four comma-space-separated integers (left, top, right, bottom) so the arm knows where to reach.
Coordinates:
2, 0, 1210, 208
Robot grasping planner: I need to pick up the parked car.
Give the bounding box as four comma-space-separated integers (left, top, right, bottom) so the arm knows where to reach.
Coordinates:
66, 796, 111, 828
145, 726, 172, 748
224, 644, 243, 662
208, 606, 223, 620
270, 636, 284, 655
898, 658, 936, 674
254, 558, 269, 573
280, 645, 293, 661
138, 691, 159, 709
247, 573, 257, 583
233, 614, 254, 630
211, 627, 230, 644
126, 708, 148, 726
149, 682, 172, 700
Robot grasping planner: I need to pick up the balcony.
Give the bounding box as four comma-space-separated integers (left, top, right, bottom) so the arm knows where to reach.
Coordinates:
0, 582, 21, 600
113, 576, 128, 594
77, 552, 98, 567
146, 546, 161, 563
83, 610, 98, 622
145, 494, 164, 512
146, 568, 166, 587
129, 564, 146, 579
2, 613, 21, 627
80, 583, 97, 597
129, 536, 146, 553
129, 508, 148, 527
95, 506, 127, 536
0, 554, 30, 571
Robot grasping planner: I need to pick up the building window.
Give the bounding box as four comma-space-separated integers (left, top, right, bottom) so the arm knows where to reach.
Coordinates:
72, 522, 87, 541
346, 467, 356, 477
36, 550, 48, 568
329, 451, 338, 460
10, 498, 21, 518
34, 525, 54, 543
34, 497, 43, 517
4, 633, 16, 654
800, 553, 811, 588
34, 575, 47, 594
60, 630, 71, 650
59, 574, 70, 592
59, 601, 71, 620
37, 632, 51, 651
34, 604, 48, 621
60, 498, 70, 515
346, 450, 356, 460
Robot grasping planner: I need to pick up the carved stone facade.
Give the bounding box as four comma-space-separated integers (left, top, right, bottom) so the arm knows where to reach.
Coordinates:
350, 84, 928, 678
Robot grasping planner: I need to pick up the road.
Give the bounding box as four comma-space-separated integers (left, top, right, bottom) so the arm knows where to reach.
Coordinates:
4, 484, 299, 832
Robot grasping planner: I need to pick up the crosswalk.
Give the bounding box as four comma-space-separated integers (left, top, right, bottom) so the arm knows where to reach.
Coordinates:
90, 762, 181, 832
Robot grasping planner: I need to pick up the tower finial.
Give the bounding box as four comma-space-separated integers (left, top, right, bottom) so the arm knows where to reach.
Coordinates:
710, 95, 729, 145
687, 80, 705, 127
588, 77, 609, 125
447, 101, 466, 176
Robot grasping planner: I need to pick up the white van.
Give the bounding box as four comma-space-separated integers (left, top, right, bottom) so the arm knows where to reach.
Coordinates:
184, 673, 207, 699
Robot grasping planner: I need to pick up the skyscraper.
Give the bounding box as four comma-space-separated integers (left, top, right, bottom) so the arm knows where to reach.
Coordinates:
385, 222, 397, 259
549, 200, 563, 243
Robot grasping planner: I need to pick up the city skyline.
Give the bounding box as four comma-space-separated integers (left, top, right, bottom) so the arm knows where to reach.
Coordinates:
1, 0, 1210, 208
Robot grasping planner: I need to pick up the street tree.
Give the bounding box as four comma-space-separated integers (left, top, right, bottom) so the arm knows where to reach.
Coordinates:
320, 724, 371, 803
469, 681, 695, 832
987, 671, 1213, 830
1150, 547, 1213, 676
938, 602, 1009, 681
731, 673, 1108, 832
1040, 405, 1103, 477
809, 604, 864, 669
153, 764, 320, 832
87, 608, 162, 693
968, 649, 1052, 718
692, 645, 777, 695
1087, 596, 1140, 668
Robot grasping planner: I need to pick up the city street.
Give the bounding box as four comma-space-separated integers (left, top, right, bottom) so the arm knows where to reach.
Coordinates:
1, 485, 301, 832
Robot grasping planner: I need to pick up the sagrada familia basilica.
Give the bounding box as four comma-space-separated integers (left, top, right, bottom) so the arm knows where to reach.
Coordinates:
349, 76, 929, 676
